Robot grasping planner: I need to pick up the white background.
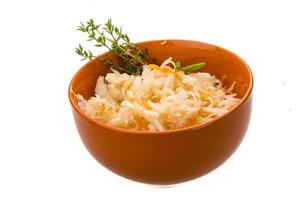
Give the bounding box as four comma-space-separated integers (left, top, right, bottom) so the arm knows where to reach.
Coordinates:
0, 0, 299, 199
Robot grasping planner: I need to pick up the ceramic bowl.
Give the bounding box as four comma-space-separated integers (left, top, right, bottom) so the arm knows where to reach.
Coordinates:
68, 40, 253, 185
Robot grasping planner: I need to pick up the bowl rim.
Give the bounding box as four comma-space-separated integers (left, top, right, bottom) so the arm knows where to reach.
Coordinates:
68, 39, 253, 135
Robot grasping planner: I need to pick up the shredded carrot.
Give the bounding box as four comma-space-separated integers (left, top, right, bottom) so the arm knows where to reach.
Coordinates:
142, 100, 152, 110
151, 95, 160, 103
128, 97, 135, 102
134, 115, 148, 128
98, 104, 105, 112
148, 64, 161, 70
199, 90, 213, 98
148, 64, 177, 74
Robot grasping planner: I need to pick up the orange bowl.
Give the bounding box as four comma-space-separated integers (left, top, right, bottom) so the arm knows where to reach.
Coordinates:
68, 40, 253, 185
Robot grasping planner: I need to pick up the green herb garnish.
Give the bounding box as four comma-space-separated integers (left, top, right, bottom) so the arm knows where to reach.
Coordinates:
181, 62, 206, 73
76, 18, 205, 75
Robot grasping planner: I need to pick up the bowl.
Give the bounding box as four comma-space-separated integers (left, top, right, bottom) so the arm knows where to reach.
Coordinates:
68, 40, 253, 185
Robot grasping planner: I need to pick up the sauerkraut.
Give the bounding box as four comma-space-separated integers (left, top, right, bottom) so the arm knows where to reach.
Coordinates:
76, 58, 240, 131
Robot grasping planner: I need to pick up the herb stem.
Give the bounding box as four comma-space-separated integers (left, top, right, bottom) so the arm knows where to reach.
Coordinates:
181, 62, 205, 73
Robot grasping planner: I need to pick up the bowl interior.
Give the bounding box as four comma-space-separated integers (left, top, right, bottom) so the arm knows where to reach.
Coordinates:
70, 40, 251, 102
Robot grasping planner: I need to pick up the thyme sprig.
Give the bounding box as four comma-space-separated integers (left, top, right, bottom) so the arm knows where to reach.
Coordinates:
76, 18, 155, 75
76, 18, 205, 75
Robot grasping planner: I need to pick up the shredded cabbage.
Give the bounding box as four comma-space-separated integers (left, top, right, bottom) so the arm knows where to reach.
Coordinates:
76, 58, 240, 131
